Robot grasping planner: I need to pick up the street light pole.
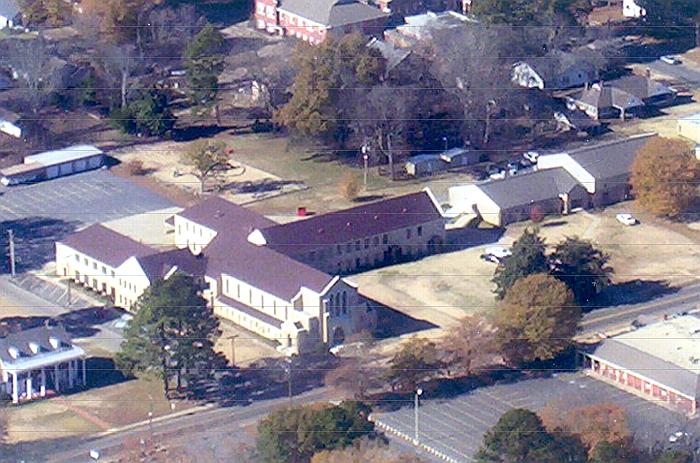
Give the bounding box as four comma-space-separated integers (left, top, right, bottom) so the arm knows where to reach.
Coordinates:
413, 388, 423, 445
361, 144, 369, 188
286, 361, 293, 407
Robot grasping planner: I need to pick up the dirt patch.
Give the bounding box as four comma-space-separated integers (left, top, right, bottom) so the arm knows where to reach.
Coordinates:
214, 319, 283, 367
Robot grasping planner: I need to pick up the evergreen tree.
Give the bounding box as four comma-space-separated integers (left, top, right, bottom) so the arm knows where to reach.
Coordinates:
185, 24, 226, 122
492, 227, 548, 300
551, 236, 612, 305
116, 274, 221, 397
476, 408, 586, 463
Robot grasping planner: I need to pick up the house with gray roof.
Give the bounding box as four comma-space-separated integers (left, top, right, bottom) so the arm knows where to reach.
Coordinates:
608, 75, 676, 107
255, 0, 388, 45
582, 315, 700, 416
448, 133, 657, 226
448, 168, 588, 226
538, 132, 656, 207
566, 82, 645, 121
57, 191, 444, 354
512, 50, 599, 90
0, 325, 86, 404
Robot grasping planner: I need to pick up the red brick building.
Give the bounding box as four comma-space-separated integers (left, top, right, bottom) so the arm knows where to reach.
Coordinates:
582, 315, 700, 416
255, 0, 389, 45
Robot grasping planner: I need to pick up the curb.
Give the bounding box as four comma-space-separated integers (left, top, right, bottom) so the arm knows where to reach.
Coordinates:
370, 414, 461, 463
96, 403, 217, 437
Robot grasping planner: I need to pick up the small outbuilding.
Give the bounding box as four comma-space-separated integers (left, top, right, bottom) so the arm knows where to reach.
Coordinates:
678, 112, 700, 144
405, 147, 476, 177
1, 144, 105, 186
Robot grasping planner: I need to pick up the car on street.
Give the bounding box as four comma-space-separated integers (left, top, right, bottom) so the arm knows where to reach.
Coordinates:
616, 213, 638, 226
660, 55, 682, 65
523, 151, 539, 163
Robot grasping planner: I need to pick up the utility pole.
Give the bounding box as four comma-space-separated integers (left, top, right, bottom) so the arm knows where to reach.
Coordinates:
286, 360, 293, 407
7, 229, 15, 276
66, 279, 72, 307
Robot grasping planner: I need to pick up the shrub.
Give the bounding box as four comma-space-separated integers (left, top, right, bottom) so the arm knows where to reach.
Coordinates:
339, 172, 360, 201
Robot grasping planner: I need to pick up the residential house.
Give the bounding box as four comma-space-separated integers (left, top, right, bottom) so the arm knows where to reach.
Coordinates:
566, 82, 645, 120
57, 191, 445, 353
0, 0, 19, 29
623, 0, 645, 18
511, 51, 599, 90
254, 0, 389, 45
537, 133, 656, 207
368, 0, 461, 17
384, 10, 475, 48
448, 167, 588, 227
581, 315, 699, 416
609, 75, 675, 107
554, 108, 603, 134
367, 37, 412, 81
0, 325, 86, 404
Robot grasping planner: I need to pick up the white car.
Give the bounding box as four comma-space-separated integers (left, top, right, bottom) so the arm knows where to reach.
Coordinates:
668, 431, 689, 443
523, 151, 539, 163
660, 55, 682, 65
616, 213, 638, 226
489, 170, 506, 180
484, 246, 512, 260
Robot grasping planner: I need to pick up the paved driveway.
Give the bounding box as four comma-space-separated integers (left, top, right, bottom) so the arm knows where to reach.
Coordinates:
373, 373, 698, 463
0, 170, 173, 273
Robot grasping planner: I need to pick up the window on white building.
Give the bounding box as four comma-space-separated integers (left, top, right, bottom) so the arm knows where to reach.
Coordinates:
256, 3, 264, 14
75, 254, 79, 262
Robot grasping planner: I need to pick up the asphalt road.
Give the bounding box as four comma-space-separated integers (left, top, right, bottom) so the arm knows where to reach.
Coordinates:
9, 388, 333, 463
648, 59, 700, 88
579, 281, 700, 336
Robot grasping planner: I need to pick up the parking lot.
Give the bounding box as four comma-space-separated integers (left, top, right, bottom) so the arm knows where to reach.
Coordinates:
373, 373, 699, 463
0, 170, 173, 272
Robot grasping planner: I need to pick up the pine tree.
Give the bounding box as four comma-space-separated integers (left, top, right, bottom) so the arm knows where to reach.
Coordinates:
551, 236, 612, 305
185, 24, 226, 122
492, 227, 548, 300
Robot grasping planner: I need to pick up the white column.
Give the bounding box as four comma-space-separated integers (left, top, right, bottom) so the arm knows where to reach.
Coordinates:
26, 374, 33, 400
11, 372, 18, 404
82, 358, 86, 386
40, 368, 46, 397
68, 360, 74, 388
54, 364, 60, 392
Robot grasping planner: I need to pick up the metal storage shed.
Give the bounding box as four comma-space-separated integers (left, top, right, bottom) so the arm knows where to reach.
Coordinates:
1, 144, 104, 186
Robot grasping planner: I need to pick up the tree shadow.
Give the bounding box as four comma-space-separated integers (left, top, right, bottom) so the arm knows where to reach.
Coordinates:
171, 125, 232, 142
221, 178, 304, 195
592, 279, 680, 308
0, 216, 80, 273
84, 357, 130, 389
353, 194, 385, 203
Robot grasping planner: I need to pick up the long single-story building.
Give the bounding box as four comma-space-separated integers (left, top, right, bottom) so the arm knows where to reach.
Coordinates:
581, 315, 700, 416
56, 190, 445, 354
448, 167, 588, 227
1, 144, 105, 186
0, 325, 86, 404
449, 133, 657, 226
